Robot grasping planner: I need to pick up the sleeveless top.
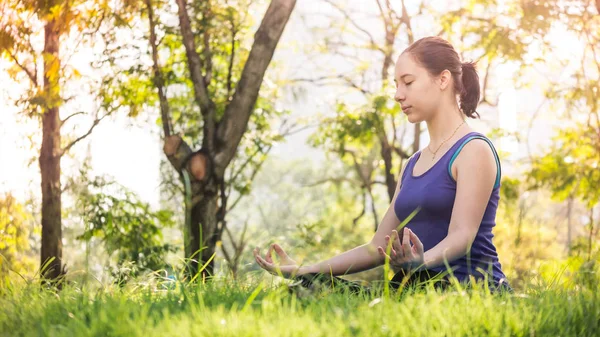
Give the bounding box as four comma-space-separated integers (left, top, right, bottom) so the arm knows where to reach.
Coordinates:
394, 131, 507, 285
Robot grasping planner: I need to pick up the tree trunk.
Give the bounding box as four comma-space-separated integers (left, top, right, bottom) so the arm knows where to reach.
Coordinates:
189, 192, 219, 277
400, 0, 421, 154
412, 123, 421, 153
40, 18, 63, 283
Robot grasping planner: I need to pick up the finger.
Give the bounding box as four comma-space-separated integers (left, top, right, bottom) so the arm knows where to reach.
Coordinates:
254, 249, 268, 267
385, 236, 397, 256
273, 243, 288, 259
391, 230, 403, 257
409, 229, 424, 255
256, 255, 274, 272
266, 245, 274, 263
255, 254, 264, 268
402, 228, 411, 257
377, 246, 392, 261
254, 250, 264, 265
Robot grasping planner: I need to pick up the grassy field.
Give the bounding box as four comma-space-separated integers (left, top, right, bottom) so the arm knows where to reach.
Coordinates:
1, 273, 599, 337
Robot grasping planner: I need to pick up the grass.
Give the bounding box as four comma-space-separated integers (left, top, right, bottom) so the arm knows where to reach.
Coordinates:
1, 272, 599, 337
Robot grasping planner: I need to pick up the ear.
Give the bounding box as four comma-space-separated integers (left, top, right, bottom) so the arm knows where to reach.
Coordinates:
438, 69, 452, 91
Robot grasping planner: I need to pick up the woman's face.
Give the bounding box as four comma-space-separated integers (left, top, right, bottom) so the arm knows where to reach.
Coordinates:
393, 53, 443, 123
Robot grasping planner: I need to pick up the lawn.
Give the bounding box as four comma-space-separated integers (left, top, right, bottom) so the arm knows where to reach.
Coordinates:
1, 274, 598, 337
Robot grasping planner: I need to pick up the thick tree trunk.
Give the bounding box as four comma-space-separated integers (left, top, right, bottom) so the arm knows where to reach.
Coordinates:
189, 192, 218, 277
40, 19, 63, 283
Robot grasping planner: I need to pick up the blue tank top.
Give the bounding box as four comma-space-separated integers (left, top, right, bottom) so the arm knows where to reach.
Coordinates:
394, 131, 507, 285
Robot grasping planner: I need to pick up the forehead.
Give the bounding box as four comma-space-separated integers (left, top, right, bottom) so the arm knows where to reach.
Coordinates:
394, 53, 424, 78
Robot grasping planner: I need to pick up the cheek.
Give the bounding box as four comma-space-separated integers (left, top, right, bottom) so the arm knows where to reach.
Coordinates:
418, 84, 440, 107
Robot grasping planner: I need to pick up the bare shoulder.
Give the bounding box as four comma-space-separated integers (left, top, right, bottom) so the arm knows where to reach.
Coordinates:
454, 137, 497, 176
459, 137, 496, 160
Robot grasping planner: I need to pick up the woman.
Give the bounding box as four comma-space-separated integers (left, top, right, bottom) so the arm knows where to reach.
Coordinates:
254, 36, 510, 293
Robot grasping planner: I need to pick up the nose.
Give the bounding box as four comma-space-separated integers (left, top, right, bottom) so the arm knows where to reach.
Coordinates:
394, 87, 405, 103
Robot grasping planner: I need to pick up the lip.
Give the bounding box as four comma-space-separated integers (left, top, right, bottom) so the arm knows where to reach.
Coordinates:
402, 105, 412, 113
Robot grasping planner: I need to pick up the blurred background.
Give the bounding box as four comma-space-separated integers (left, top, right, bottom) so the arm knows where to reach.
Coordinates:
1, 0, 599, 290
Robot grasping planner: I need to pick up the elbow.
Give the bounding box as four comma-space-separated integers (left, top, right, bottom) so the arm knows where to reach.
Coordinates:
448, 226, 478, 252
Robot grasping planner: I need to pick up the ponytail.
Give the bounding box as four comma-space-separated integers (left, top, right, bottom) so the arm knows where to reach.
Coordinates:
460, 61, 480, 118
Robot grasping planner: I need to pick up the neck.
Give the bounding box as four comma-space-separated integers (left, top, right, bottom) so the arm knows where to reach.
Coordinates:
425, 105, 465, 149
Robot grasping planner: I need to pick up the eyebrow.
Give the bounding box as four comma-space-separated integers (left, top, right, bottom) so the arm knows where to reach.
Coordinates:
394, 74, 414, 82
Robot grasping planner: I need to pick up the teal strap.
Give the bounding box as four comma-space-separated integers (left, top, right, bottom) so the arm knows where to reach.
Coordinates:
448, 136, 501, 189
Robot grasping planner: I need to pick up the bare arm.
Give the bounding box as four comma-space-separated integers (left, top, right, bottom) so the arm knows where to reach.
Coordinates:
297, 161, 411, 276
420, 140, 497, 270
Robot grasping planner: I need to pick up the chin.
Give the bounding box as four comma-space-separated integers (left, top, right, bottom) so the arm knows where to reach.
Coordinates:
406, 113, 424, 124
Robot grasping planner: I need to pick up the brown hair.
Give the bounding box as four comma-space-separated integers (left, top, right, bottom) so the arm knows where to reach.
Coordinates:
403, 36, 480, 118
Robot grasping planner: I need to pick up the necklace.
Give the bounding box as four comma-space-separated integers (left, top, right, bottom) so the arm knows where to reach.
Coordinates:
427, 120, 466, 162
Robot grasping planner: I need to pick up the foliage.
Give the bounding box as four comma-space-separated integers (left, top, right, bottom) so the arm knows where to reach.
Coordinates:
0, 193, 36, 279
73, 174, 177, 284
528, 126, 600, 207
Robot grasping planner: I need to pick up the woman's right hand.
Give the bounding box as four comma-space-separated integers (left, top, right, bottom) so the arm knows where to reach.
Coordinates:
377, 228, 425, 273
254, 243, 301, 278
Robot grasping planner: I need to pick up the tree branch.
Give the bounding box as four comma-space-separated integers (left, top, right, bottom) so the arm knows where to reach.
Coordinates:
479, 58, 499, 106
393, 145, 410, 159
352, 192, 366, 228
146, 0, 173, 137
226, 16, 238, 99
384, 0, 401, 22
301, 176, 354, 187
279, 122, 319, 137
368, 186, 379, 231
288, 74, 346, 84
391, 114, 399, 147
290, 72, 371, 94
60, 111, 85, 126
229, 142, 268, 185
324, 0, 384, 53
7, 50, 37, 85
174, 0, 216, 151
400, 0, 415, 44
342, 75, 372, 95
220, 240, 233, 265
226, 144, 273, 212
202, 3, 213, 85
214, 0, 296, 177
60, 113, 110, 156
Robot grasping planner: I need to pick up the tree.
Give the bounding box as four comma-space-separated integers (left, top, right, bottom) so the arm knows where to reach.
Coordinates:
0, 0, 143, 284
143, 0, 296, 276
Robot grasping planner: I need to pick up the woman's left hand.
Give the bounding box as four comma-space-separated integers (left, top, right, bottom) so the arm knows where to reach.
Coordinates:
253, 243, 300, 279
377, 227, 425, 272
